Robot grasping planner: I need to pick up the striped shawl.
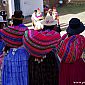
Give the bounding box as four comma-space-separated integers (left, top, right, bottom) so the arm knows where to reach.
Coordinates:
0, 25, 28, 48
58, 34, 85, 63
23, 29, 61, 58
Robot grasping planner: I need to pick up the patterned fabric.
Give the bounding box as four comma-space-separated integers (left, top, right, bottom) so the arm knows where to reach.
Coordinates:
23, 29, 61, 58
58, 34, 85, 63
2, 47, 29, 85
0, 24, 28, 48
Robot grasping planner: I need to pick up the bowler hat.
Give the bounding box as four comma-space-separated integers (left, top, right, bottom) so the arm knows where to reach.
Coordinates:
66, 18, 85, 35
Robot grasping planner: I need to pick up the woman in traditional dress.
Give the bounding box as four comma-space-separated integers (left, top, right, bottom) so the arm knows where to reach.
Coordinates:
1, 10, 27, 53
23, 16, 61, 85
58, 18, 85, 85
0, 14, 29, 85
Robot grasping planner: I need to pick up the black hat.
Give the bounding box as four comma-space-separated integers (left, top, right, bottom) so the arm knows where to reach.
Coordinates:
66, 18, 85, 35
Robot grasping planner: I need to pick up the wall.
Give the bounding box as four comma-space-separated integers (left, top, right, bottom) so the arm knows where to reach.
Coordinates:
8, 0, 15, 18
7, 0, 43, 18
20, 0, 43, 16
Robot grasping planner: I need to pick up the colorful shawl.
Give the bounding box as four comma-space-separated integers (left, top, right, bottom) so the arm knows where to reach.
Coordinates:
58, 34, 85, 63
0, 24, 28, 48
23, 29, 61, 58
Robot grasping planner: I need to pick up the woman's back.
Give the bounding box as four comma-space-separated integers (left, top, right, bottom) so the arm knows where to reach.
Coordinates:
23, 29, 61, 85
59, 18, 85, 85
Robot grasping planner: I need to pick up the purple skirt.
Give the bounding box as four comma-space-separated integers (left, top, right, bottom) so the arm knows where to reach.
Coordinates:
59, 58, 85, 85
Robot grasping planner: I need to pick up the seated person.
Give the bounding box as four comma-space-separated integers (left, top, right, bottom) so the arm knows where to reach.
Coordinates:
33, 8, 44, 30
52, 7, 60, 26
46, 8, 52, 16
31, 10, 38, 26
37, 8, 44, 20
52, 7, 59, 20
12, 10, 24, 26
41, 15, 61, 33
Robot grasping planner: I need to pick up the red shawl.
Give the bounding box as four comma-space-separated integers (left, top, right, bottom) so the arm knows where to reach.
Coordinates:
23, 29, 61, 58
58, 34, 85, 63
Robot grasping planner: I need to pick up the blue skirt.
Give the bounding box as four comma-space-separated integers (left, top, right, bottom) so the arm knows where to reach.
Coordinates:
2, 47, 29, 85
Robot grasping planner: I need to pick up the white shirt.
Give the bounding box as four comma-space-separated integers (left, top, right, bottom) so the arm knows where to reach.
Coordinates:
31, 13, 38, 21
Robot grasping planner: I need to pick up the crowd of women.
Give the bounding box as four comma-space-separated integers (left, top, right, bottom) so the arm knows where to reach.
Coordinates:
0, 8, 85, 85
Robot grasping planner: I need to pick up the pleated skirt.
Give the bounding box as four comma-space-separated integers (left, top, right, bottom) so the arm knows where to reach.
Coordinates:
2, 47, 29, 85
29, 51, 59, 85
59, 58, 85, 85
